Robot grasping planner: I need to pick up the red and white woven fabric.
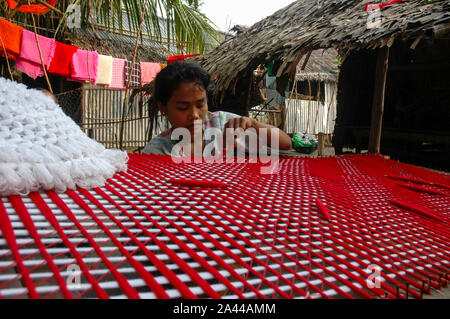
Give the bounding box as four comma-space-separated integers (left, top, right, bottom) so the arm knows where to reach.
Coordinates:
0, 154, 448, 299
124, 61, 141, 88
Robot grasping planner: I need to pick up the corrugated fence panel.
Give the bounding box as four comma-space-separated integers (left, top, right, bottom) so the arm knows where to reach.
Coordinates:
285, 82, 337, 135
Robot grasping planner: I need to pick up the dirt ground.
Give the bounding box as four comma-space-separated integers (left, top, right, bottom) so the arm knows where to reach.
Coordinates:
424, 288, 450, 299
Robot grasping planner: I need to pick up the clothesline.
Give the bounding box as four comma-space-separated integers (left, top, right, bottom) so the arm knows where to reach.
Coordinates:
8, 20, 57, 35
0, 18, 195, 89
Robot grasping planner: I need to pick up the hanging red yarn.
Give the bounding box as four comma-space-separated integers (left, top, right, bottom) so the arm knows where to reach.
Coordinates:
6, 0, 57, 14
364, 0, 405, 11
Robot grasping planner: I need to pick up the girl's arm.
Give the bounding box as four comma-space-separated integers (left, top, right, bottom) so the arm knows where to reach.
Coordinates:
224, 117, 292, 150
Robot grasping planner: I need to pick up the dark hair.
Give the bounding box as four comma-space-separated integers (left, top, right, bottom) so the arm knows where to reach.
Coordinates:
130, 61, 214, 143
154, 61, 214, 107
37, 88, 58, 103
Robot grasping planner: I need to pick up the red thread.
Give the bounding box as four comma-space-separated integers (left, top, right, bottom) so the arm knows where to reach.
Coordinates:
31, 192, 110, 299
132, 154, 446, 298
50, 190, 140, 299
1, 154, 449, 299
315, 198, 332, 222
78, 187, 199, 299
112, 174, 272, 298
130, 158, 363, 299
169, 179, 228, 188
99, 184, 233, 298
386, 174, 429, 184
389, 199, 442, 222
167, 54, 198, 65
396, 182, 447, 196
386, 174, 450, 191
8, 195, 73, 298
0, 198, 39, 298
65, 190, 141, 299
364, 0, 405, 11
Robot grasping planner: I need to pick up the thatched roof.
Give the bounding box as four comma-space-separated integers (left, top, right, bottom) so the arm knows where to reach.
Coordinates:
71, 28, 174, 63
71, 34, 171, 63
190, 0, 450, 97
295, 49, 339, 82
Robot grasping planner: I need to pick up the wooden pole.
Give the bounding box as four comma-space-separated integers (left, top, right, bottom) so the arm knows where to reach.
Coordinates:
0, 34, 14, 81
368, 46, 389, 154
318, 132, 325, 157
29, 9, 53, 93
119, 0, 150, 150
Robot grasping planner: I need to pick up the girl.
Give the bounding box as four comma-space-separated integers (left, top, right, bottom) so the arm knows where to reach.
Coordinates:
142, 62, 292, 156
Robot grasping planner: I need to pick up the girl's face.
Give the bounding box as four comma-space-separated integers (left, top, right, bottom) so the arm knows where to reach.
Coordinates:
159, 81, 208, 135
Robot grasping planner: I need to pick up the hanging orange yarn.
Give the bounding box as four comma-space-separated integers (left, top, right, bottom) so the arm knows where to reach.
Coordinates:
5, 0, 57, 14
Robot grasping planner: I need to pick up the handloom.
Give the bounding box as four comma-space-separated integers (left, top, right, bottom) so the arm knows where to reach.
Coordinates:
0, 77, 128, 197
0, 153, 448, 299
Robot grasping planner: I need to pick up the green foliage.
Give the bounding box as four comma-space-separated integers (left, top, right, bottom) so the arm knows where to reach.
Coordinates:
332, 58, 341, 71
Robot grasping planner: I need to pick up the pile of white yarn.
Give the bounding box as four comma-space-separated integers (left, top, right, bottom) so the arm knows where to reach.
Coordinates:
0, 77, 128, 197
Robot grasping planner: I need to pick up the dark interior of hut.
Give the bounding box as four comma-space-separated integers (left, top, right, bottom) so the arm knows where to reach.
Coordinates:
208, 69, 268, 116
333, 38, 450, 171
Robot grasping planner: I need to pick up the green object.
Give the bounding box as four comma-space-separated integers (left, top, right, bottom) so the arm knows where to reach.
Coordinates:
267, 61, 275, 77
293, 134, 317, 148
292, 133, 318, 154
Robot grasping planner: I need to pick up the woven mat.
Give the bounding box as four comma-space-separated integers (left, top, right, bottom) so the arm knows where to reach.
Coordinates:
0, 154, 448, 299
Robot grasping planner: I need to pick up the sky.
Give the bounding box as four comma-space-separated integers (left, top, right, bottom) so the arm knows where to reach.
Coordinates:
200, 0, 297, 32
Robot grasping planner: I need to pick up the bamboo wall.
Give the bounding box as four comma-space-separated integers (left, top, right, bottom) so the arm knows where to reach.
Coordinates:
81, 85, 169, 151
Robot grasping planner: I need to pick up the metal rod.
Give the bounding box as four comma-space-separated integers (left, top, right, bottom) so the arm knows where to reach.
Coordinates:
427, 277, 432, 293
405, 282, 409, 299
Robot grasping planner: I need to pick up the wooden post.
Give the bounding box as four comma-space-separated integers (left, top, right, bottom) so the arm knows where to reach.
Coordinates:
368, 46, 390, 154
318, 132, 325, 156
280, 101, 287, 132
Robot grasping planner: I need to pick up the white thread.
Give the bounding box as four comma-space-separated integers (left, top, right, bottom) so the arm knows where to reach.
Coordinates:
0, 77, 128, 196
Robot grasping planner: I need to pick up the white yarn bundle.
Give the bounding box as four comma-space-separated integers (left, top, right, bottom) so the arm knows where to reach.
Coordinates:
0, 77, 128, 196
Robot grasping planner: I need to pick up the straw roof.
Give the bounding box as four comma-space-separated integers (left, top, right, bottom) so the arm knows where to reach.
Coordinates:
295, 49, 339, 82
71, 32, 172, 63
190, 0, 450, 98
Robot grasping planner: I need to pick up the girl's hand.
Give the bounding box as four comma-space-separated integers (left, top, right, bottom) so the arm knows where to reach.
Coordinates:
225, 116, 292, 150
224, 116, 255, 131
